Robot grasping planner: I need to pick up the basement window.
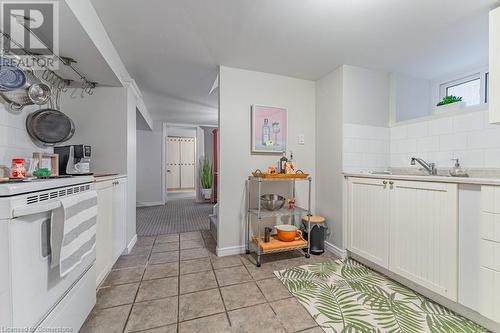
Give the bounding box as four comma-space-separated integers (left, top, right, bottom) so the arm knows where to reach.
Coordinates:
437, 70, 489, 109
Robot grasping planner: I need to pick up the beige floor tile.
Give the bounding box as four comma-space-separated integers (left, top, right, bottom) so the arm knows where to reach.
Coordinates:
125, 296, 178, 332
136, 277, 179, 302
156, 234, 180, 244
180, 231, 203, 241
228, 303, 286, 333
178, 288, 225, 321
180, 258, 212, 275
143, 262, 179, 280
80, 304, 131, 333
125, 244, 153, 256
210, 255, 243, 269
113, 255, 149, 269
180, 248, 209, 261
136, 236, 156, 246
153, 242, 179, 253
96, 283, 139, 309
180, 239, 205, 250
139, 324, 177, 332
180, 270, 218, 294
256, 277, 292, 302
214, 266, 252, 286
101, 267, 144, 287
179, 313, 231, 333
149, 251, 179, 264
270, 297, 317, 332
220, 281, 266, 310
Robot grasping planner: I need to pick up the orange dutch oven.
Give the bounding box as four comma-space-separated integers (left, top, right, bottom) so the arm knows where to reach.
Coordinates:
275, 225, 302, 242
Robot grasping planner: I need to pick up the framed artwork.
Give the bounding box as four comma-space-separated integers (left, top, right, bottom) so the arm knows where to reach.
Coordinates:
251, 105, 287, 154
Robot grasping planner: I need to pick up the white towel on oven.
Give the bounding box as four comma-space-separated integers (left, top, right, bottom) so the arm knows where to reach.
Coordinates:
50, 190, 98, 277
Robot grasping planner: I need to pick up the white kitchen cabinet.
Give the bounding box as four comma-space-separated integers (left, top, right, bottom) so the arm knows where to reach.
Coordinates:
95, 176, 128, 286
489, 7, 500, 123
389, 180, 458, 301
348, 177, 390, 268
479, 186, 500, 322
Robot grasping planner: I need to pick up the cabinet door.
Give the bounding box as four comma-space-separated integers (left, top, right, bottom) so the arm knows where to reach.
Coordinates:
489, 7, 500, 123
95, 181, 114, 286
112, 179, 127, 262
180, 138, 195, 164
167, 138, 180, 189
348, 177, 390, 268
167, 165, 180, 190
389, 180, 458, 301
181, 164, 195, 188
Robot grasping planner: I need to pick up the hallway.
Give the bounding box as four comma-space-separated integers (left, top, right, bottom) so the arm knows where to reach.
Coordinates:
136, 199, 213, 236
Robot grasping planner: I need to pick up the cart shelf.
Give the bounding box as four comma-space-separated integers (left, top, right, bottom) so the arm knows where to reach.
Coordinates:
252, 235, 308, 254
248, 206, 308, 218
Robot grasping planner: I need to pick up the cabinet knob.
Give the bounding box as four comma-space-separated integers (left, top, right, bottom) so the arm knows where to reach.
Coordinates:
389, 181, 394, 185
382, 181, 387, 185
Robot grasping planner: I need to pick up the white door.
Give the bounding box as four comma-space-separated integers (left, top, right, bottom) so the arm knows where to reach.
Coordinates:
95, 180, 114, 285
389, 180, 458, 301
167, 138, 180, 190
489, 7, 500, 123
348, 177, 390, 268
180, 138, 195, 188
112, 178, 127, 262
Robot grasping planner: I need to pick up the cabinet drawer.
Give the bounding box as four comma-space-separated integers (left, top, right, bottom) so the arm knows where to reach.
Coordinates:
481, 212, 500, 242
480, 239, 500, 271
479, 267, 500, 322
481, 186, 500, 213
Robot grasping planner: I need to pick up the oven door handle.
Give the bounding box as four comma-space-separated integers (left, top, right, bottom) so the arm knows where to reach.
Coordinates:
12, 200, 62, 218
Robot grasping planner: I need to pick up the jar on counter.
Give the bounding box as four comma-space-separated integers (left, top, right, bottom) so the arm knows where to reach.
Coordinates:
11, 158, 26, 178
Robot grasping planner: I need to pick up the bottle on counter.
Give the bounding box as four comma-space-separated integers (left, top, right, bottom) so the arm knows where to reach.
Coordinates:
279, 152, 288, 174
10, 158, 26, 178
286, 151, 296, 174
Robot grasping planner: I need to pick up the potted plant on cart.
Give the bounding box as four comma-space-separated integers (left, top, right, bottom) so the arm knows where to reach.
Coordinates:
201, 159, 213, 200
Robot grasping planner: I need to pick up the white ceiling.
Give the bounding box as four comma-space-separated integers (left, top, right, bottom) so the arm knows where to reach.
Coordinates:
91, 0, 499, 125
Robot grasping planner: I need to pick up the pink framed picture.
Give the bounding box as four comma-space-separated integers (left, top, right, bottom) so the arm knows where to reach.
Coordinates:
251, 105, 287, 154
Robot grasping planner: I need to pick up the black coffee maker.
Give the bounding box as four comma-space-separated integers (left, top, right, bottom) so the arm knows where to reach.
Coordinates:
54, 145, 92, 175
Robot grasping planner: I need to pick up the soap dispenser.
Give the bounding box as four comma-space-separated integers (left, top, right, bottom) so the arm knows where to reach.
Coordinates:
449, 159, 468, 177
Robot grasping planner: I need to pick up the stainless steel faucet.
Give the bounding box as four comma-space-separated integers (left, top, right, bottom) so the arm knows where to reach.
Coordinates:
410, 157, 437, 175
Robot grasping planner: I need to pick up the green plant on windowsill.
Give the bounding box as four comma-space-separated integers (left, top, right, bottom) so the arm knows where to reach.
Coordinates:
437, 95, 463, 106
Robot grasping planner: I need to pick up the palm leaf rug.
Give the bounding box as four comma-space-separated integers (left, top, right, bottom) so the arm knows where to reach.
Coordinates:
274, 259, 489, 333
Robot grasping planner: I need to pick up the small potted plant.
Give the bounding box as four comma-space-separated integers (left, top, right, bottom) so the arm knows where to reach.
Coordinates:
436, 95, 466, 112
200, 159, 213, 200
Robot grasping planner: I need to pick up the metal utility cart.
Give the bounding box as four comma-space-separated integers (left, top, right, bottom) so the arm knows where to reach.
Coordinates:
246, 174, 312, 267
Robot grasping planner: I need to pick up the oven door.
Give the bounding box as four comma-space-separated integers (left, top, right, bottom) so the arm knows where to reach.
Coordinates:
9, 209, 95, 328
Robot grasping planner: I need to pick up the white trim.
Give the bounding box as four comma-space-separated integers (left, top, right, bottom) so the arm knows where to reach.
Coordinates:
325, 241, 347, 259
126, 234, 137, 254
216, 245, 246, 257
136, 201, 164, 207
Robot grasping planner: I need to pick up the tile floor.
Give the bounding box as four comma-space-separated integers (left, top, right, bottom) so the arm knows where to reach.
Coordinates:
81, 230, 338, 333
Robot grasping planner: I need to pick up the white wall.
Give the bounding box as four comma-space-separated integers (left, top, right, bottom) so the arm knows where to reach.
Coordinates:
390, 109, 500, 169
126, 87, 137, 246
343, 124, 390, 172
137, 122, 164, 205
315, 67, 344, 249
218, 66, 316, 253
167, 127, 197, 138
342, 65, 390, 127
392, 73, 432, 122
0, 105, 52, 177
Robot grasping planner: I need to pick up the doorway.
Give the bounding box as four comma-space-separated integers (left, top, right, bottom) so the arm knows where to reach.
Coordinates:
166, 136, 196, 192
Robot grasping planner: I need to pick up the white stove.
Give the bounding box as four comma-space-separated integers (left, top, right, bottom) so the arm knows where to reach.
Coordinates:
0, 176, 96, 332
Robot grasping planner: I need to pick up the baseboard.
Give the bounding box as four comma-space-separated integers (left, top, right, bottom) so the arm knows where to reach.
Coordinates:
126, 234, 138, 254
325, 241, 347, 259
136, 201, 164, 207
216, 245, 246, 257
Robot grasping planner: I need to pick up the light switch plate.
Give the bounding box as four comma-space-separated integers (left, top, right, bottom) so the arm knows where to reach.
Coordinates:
298, 134, 305, 145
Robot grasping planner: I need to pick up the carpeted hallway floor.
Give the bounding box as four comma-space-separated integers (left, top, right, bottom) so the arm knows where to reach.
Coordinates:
137, 198, 213, 236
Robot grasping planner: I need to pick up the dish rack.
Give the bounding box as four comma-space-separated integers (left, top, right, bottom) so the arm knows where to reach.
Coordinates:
246, 175, 312, 267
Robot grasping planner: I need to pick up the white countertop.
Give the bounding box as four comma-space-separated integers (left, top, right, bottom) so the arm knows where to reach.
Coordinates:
343, 172, 500, 186
93, 174, 127, 183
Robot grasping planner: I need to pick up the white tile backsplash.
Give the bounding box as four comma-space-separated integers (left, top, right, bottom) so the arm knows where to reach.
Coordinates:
390, 109, 500, 169
0, 104, 52, 171
343, 123, 390, 172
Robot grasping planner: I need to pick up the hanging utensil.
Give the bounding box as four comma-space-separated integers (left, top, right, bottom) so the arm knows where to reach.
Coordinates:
26, 108, 75, 146
28, 83, 51, 105
1, 88, 33, 110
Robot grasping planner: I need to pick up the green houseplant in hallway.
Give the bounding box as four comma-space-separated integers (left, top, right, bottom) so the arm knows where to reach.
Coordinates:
200, 159, 213, 200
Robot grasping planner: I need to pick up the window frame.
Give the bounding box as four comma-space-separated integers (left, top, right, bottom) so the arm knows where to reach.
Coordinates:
438, 72, 485, 107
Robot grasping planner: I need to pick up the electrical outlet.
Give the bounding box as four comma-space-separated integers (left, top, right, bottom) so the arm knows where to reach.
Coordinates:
298, 134, 305, 145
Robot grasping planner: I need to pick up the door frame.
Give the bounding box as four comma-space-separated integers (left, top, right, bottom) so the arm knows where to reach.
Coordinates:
162, 122, 209, 203
166, 135, 196, 191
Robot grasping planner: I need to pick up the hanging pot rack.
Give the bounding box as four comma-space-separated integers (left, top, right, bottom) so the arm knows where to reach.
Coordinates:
0, 22, 97, 97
